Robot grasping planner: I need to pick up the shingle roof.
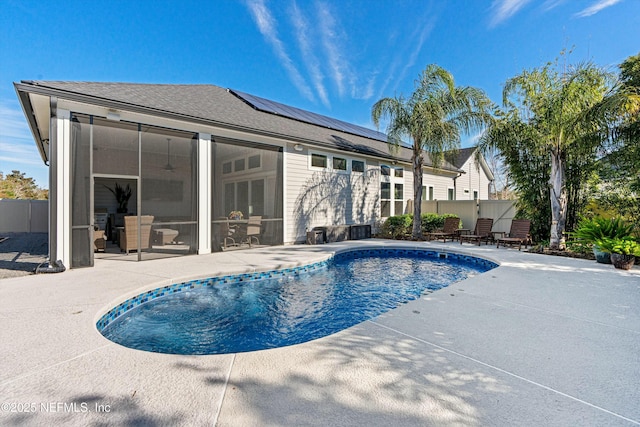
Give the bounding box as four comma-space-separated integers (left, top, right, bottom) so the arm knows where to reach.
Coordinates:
18, 81, 461, 172
451, 147, 477, 169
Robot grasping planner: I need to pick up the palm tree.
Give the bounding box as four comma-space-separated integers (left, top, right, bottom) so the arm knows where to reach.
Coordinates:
372, 64, 493, 239
479, 61, 640, 250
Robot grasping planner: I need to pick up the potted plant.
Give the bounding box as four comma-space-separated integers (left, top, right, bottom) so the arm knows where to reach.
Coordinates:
596, 237, 640, 270
105, 183, 132, 213
572, 217, 635, 264
228, 210, 243, 220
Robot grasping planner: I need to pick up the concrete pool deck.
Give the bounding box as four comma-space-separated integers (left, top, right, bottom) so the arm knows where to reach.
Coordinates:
0, 239, 639, 426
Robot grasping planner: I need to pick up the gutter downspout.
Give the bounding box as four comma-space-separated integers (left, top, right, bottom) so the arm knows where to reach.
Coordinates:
453, 171, 464, 201
36, 97, 65, 274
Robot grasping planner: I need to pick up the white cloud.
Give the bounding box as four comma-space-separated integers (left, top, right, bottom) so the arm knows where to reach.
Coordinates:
574, 0, 622, 18
290, 1, 330, 108
393, 20, 435, 93
0, 102, 46, 169
488, 0, 533, 27
0, 102, 31, 141
376, 15, 435, 99
244, 0, 315, 101
541, 0, 566, 11
316, 1, 349, 98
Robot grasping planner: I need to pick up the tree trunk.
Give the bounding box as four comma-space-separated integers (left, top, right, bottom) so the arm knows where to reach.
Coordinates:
412, 150, 423, 239
549, 149, 567, 250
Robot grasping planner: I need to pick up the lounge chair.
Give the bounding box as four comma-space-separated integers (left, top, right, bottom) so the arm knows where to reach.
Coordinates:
425, 217, 460, 242
496, 219, 531, 251
460, 218, 494, 246
119, 215, 154, 254
243, 216, 262, 247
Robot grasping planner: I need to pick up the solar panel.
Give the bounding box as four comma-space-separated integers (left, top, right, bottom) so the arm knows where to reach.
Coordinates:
229, 89, 387, 142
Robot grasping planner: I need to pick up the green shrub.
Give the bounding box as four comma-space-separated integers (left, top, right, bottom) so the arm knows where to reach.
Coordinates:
420, 213, 460, 233
380, 214, 413, 239
380, 213, 459, 239
596, 237, 640, 256
572, 217, 635, 246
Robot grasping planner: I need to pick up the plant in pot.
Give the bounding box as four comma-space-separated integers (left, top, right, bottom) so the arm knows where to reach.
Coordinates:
105, 183, 132, 213
572, 217, 635, 264
596, 237, 640, 270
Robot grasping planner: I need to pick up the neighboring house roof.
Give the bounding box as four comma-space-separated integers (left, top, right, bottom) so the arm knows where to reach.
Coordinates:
447, 146, 495, 181
450, 147, 477, 169
14, 81, 462, 173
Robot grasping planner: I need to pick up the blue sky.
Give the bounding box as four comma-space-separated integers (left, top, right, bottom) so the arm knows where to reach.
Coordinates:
1, 0, 638, 189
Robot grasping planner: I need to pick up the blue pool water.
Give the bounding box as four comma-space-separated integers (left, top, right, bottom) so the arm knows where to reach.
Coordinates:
100, 249, 496, 355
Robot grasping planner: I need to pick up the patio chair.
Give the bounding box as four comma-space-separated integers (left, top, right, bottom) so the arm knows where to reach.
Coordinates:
243, 216, 262, 247
217, 217, 239, 250
119, 215, 154, 254
496, 219, 532, 251
460, 218, 494, 246
425, 217, 460, 242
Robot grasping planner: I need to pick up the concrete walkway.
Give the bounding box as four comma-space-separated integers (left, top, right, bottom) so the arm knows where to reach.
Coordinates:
0, 240, 638, 426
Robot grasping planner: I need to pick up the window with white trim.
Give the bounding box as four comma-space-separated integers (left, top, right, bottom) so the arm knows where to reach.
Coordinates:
310, 151, 365, 173
311, 153, 328, 169
381, 182, 391, 217
421, 185, 434, 201
222, 153, 262, 175
352, 160, 365, 173
380, 163, 405, 217
333, 156, 347, 171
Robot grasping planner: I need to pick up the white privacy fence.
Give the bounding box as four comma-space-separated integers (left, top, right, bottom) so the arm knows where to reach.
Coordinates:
421, 199, 517, 232
0, 199, 48, 233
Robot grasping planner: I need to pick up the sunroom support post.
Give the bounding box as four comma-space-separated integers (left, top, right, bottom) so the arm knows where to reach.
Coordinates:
197, 133, 212, 254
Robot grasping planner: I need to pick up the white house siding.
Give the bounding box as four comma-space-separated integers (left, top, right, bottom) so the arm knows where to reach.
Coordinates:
285, 145, 381, 243
456, 157, 491, 200
423, 172, 455, 201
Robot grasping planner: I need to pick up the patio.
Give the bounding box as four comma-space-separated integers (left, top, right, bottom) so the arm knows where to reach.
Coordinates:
0, 240, 638, 426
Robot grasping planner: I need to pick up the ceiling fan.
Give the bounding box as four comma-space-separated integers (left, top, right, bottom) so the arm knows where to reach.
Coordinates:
163, 138, 175, 172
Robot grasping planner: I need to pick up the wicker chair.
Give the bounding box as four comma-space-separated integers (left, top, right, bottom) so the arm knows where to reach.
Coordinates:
242, 216, 262, 247
119, 215, 154, 254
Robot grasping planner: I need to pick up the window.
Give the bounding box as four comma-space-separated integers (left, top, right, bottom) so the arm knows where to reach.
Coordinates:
381, 165, 391, 176
421, 186, 434, 201
380, 182, 391, 217
222, 162, 232, 174
448, 188, 455, 201
394, 183, 403, 199
311, 153, 327, 168
394, 168, 403, 178
473, 190, 479, 200
333, 157, 347, 171
234, 158, 245, 172
248, 155, 261, 169
352, 160, 365, 173
381, 182, 391, 199
394, 183, 404, 215
250, 179, 264, 215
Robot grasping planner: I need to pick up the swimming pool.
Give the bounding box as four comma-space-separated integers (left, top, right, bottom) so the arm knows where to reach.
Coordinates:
98, 248, 497, 355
